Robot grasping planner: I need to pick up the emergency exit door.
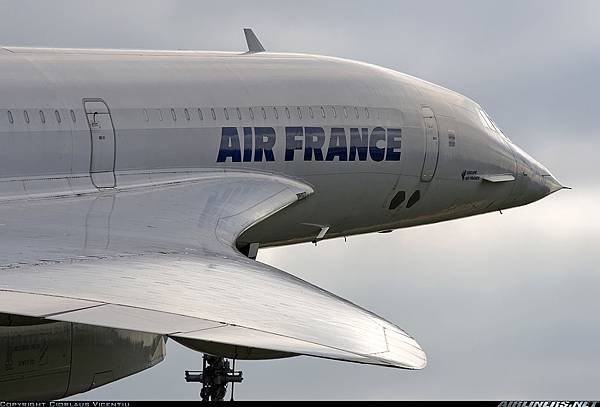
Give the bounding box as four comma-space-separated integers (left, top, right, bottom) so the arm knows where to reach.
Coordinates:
420, 107, 440, 182
84, 99, 116, 188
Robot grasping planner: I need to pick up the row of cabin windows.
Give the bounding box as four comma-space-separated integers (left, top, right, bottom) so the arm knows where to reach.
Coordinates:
142, 105, 373, 123
4, 105, 374, 127
6, 109, 77, 125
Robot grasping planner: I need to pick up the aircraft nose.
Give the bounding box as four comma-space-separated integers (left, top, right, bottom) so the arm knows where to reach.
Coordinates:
507, 143, 566, 207
541, 173, 565, 195
526, 154, 565, 196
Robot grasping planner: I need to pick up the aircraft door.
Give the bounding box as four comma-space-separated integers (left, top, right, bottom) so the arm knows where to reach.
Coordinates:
84, 99, 116, 188
420, 107, 440, 182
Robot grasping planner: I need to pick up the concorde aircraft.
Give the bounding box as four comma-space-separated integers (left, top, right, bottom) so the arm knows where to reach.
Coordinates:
0, 30, 565, 400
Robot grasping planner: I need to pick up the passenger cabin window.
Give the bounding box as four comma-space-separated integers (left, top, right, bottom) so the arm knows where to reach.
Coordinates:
320, 106, 326, 118
237, 108, 242, 120
365, 107, 370, 119
249, 107, 254, 120
55, 110, 61, 123
309, 107, 314, 119
261, 107, 267, 120
39, 110, 45, 124
24, 110, 29, 123
171, 108, 177, 121
297, 106, 302, 119
143, 109, 149, 122
184, 108, 190, 121
198, 108, 203, 121
7, 111, 13, 124
211, 108, 216, 120
273, 107, 279, 119
224, 108, 229, 120
285, 107, 290, 119
343, 107, 348, 119
354, 106, 360, 119
332, 106, 337, 118
158, 109, 163, 121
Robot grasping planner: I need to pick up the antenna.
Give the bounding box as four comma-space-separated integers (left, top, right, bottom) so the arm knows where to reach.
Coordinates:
244, 28, 265, 53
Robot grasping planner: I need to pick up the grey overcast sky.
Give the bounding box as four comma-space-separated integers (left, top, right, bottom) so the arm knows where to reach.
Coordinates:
1, 0, 597, 400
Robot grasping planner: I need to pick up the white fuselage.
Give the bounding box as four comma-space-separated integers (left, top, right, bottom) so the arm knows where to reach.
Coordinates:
0, 47, 559, 249
0, 46, 565, 401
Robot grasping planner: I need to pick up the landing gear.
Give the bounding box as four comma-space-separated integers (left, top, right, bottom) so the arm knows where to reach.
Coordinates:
185, 355, 243, 401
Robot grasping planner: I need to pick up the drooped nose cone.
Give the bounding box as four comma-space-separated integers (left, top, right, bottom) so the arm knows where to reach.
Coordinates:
541, 172, 565, 195
508, 143, 566, 207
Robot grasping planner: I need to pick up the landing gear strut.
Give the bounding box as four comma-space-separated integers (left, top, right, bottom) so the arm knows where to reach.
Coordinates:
185, 355, 243, 401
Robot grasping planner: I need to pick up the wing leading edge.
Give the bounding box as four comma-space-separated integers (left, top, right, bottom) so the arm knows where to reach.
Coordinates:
0, 171, 426, 369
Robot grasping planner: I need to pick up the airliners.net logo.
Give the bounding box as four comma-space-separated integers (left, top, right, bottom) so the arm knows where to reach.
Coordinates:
499, 402, 598, 407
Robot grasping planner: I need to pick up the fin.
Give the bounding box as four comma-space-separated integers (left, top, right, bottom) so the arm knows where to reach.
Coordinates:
482, 174, 515, 183
244, 28, 265, 53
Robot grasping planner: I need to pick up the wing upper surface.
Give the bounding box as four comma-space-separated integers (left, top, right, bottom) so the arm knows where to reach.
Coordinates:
0, 171, 426, 369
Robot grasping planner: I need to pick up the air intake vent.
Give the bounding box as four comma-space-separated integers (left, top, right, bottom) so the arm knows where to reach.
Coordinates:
388, 191, 406, 210
407, 190, 421, 208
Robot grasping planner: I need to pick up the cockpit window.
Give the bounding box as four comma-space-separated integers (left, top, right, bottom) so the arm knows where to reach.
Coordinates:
484, 112, 500, 132
479, 109, 511, 142
478, 109, 494, 130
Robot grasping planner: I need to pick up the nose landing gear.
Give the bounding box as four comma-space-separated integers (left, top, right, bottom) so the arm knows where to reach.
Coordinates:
185, 355, 243, 401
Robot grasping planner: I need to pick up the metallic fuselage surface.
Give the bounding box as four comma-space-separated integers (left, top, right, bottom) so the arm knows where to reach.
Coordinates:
0, 47, 558, 246
0, 47, 561, 399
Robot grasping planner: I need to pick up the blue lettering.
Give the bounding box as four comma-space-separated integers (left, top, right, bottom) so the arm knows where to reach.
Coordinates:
369, 127, 386, 162
285, 127, 303, 161
217, 127, 241, 162
349, 128, 369, 161
243, 127, 253, 162
386, 128, 402, 161
326, 128, 348, 161
304, 127, 325, 161
217, 126, 402, 164
254, 127, 276, 162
